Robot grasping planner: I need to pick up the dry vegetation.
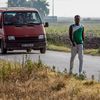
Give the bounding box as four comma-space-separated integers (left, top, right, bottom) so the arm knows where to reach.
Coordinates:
0, 56, 100, 100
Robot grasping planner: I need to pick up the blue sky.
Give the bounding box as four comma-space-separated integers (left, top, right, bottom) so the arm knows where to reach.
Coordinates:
47, 0, 100, 17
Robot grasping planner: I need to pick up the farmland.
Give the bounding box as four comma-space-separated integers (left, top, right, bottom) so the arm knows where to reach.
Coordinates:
46, 21, 100, 36
46, 19, 100, 55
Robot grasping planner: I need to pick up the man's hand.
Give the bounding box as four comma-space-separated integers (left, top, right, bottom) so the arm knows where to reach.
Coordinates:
72, 42, 75, 47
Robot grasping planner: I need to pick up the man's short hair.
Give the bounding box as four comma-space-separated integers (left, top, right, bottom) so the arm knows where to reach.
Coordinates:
74, 15, 80, 18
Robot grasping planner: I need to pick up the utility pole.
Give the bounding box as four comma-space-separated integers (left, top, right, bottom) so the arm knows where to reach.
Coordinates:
17, 0, 20, 7
52, 0, 54, 16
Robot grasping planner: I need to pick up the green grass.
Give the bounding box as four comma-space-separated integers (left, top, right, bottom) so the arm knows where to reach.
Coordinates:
47, 43, 70, 52
85, 49, 100, 56
46, 23, 68, 34
46, 22, 100, 36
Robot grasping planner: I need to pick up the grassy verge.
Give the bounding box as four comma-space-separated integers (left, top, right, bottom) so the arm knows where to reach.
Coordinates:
47, 43, 100, 56
0, 58, 100, 100
85, 49, 100, 56
47, 44, 70, 52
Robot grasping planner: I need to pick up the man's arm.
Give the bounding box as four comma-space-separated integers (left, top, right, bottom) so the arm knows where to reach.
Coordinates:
82, 27, 85, 41
69, 25, 75, 46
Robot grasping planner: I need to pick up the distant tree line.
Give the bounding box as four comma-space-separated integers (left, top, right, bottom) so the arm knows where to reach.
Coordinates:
8, 0, 49, 18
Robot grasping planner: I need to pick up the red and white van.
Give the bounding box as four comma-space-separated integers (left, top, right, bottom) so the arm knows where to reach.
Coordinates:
0, 7, 48, 54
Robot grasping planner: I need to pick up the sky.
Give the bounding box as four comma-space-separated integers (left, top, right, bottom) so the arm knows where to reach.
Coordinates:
0, 0, 8, 7
47, 0, 100, 18
0, 0, 100, 18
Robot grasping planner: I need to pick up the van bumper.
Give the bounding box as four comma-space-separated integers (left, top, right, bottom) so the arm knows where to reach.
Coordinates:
6, 42, 47, 50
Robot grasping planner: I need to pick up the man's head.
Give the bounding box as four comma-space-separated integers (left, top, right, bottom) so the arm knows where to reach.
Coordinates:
74, 15, 80, 25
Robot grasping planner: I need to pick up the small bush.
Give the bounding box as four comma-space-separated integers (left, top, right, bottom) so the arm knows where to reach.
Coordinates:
51, 81, 65, 91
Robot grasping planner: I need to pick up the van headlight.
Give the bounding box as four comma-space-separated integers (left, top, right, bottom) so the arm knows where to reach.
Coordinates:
8, 36, 15, 40
38, 35, 45, 39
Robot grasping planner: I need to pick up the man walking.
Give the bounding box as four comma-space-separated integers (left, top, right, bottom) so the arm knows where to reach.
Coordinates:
69, 15, 85, 75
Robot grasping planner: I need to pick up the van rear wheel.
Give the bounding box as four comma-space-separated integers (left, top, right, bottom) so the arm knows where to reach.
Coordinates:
40, 48, 46, 54
1, 41, 7, 54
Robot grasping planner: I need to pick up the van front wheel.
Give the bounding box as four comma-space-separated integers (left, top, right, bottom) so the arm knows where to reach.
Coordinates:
1, 41, 7, 54
40, 48, 46, 54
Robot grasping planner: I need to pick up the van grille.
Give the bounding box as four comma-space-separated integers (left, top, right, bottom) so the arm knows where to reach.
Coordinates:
7, 36, 44, 43
15, 37, 39, 43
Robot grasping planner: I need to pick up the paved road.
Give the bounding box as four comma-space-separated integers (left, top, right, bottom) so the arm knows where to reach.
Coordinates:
0, 50, 100, 81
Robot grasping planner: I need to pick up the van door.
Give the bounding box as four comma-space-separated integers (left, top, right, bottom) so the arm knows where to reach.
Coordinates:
0, 12, 3, 34
0, 12, 3, 40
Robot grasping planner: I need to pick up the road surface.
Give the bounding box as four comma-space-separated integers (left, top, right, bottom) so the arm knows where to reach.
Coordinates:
0, 50, 100, 81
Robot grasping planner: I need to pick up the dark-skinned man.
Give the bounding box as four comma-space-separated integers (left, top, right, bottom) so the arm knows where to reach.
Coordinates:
69, 15, 85, 75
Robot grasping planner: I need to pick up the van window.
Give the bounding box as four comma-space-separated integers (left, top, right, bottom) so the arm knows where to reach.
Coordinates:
3, 11, 42, 25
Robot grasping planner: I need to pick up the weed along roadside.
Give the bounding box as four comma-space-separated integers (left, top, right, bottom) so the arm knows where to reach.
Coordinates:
0, 56, 100, 100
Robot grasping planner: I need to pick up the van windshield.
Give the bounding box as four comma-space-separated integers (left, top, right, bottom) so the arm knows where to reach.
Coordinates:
3, 11, 42, 25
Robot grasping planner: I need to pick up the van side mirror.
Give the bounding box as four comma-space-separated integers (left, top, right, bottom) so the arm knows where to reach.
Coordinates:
44, 22, 49, 27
